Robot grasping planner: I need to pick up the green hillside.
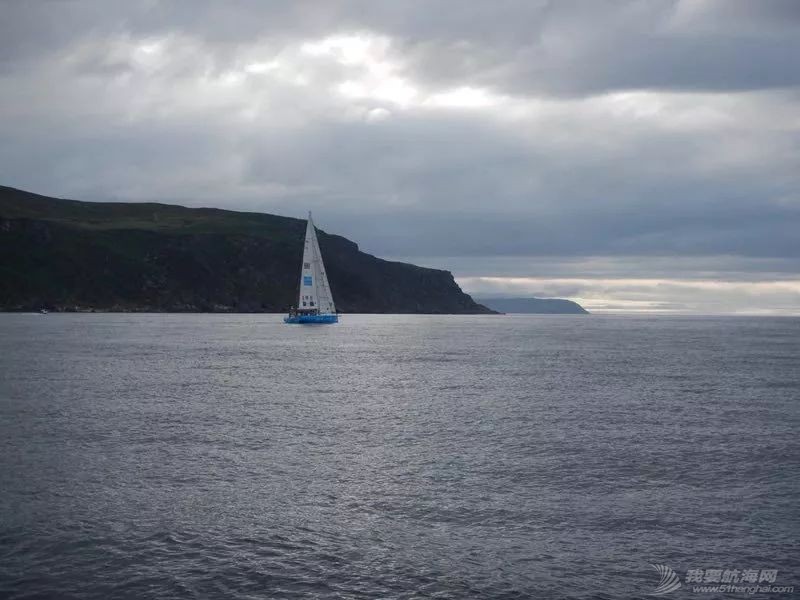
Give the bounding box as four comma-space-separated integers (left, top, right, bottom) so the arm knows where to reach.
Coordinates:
0, 185, 493, 314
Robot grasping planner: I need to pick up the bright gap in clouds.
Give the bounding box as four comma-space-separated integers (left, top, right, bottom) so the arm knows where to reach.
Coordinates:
459, 277, 800, 315
301, 34, 505, 110
425, 87, 502, 109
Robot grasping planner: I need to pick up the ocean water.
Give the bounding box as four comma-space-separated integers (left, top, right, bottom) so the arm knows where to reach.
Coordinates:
0, 313, 797, 599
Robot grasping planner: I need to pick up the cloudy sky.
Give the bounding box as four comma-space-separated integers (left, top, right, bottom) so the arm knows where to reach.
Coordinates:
1, 0, 798, 313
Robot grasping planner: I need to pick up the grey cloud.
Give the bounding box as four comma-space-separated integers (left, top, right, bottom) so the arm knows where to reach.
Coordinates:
3, 1, 800, 94
402, 256, 800, 281
400, 4, 800, 96
232, 105, 799, 260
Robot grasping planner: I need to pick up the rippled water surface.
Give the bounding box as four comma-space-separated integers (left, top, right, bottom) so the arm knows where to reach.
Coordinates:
1, 314, 798, 599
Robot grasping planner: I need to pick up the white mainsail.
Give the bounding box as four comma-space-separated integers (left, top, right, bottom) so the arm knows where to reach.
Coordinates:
297, 212, 336, 314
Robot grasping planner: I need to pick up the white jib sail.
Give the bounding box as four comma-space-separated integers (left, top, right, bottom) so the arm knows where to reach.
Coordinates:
297, 213, 336, 314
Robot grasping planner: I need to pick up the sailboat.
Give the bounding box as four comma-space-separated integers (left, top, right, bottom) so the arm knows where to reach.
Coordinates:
284, 212, 339, 324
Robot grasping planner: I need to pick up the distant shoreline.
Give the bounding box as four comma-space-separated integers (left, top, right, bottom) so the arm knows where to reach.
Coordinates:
474, 297, 589, 314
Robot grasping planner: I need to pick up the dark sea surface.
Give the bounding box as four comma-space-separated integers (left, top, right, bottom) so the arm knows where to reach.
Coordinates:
0, 314, 798, 599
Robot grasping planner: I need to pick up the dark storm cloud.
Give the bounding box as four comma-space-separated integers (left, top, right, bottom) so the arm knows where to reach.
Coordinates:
0, 0, 798, 303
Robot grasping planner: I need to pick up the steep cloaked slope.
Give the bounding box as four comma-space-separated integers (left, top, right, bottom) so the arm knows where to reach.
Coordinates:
0, 185, 492, 314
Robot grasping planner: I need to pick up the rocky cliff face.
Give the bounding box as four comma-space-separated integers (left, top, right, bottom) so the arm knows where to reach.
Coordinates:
0, 186, 493, 314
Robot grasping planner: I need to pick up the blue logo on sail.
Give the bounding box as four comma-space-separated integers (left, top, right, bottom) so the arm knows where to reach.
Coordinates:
303, 275, 313, 286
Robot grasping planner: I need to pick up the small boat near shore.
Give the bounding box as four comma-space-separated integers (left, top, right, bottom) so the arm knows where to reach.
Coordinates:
284, 212, 338, 324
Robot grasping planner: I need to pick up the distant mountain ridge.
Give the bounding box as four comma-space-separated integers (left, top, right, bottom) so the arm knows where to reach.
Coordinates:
0, 185, 493, 314
476, 297, 589, 314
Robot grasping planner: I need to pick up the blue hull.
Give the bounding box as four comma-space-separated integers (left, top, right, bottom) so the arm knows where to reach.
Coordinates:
284, 313, 339, 324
